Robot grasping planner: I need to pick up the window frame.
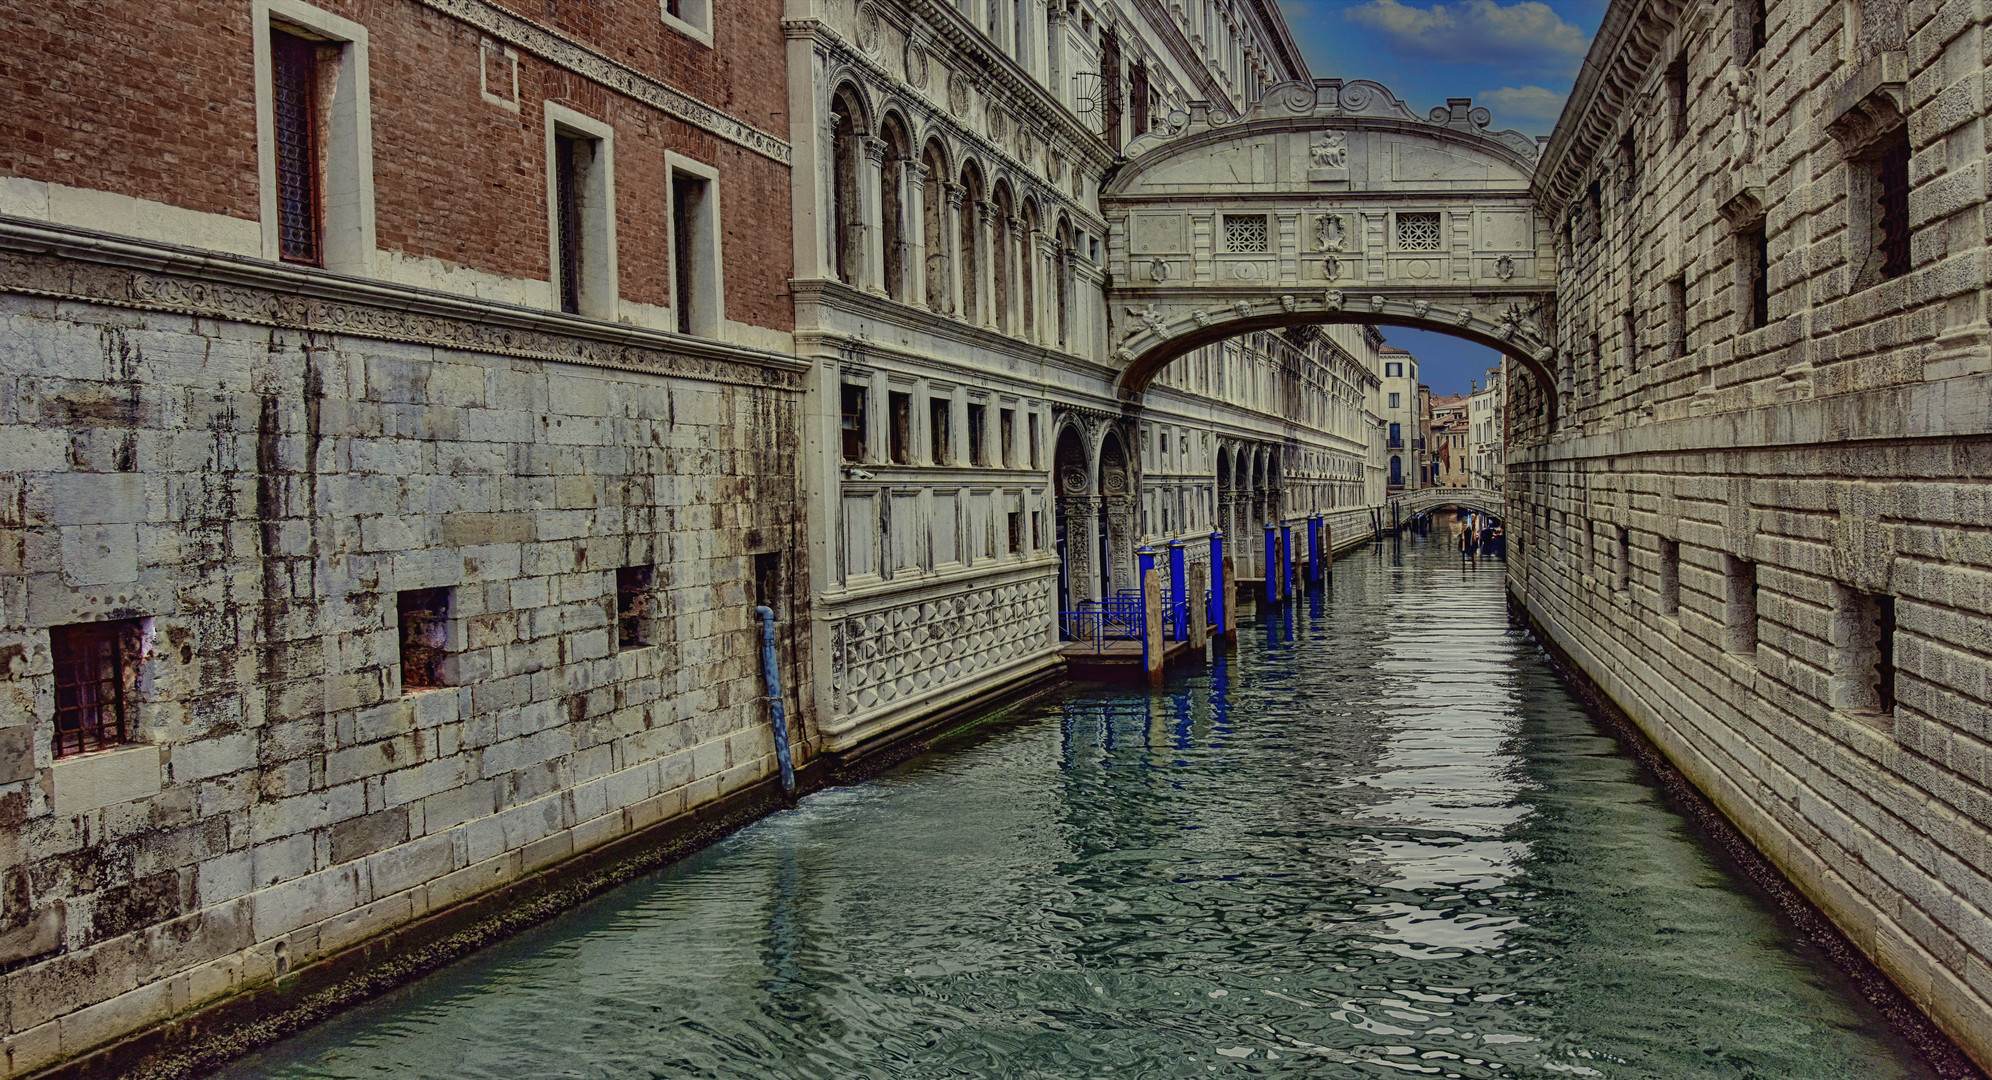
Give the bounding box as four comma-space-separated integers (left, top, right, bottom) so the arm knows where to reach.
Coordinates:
666, 151, 725, 338
253, 0, 376, 274
544, 103, 619, 320
660, 0, 713, 47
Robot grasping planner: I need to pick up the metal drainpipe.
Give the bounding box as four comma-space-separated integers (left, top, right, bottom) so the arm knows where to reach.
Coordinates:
754, 605, 796, 799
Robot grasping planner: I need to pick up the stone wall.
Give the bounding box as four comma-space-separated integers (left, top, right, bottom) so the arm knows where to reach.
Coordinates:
1517, 0, 1992, 1065
0, 234, 808, 1074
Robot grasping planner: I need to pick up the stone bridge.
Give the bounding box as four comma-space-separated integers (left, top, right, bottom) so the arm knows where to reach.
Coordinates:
1395, 486, 1506, 524
1101, 80, 1559, 420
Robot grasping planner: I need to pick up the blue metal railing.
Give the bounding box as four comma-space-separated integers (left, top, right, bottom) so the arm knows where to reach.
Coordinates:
1060, 594, 1145, 652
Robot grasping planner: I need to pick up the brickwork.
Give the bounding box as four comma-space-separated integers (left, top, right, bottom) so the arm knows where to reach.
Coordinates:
1519, 0, 1992, 1065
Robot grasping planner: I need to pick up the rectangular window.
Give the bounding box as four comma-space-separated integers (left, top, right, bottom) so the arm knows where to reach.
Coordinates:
1615, 526, 1631, 593
1388, 393, 1400, 409
1007, 511, 1023, 554
1748, 0, 1767, 60
1832, 586, 1896, 715
1874, 127, 1911, 282
1223, 214, 1269, 253
671, 171, 711, 335
889, 391, 912, 465
547, 105, 615, 319
661, 0, 713, 41
554, 134, 585, 314
50, 620, 142, 759
841, 383, 868, 463
616, 565, 653, 648
754, 551, 783, 611
1000, 408, 1016, 467
1667, 275, 1688, 359
271, 30, 322, 265
929, 396, 952, 465
1740, 221, 1769, 329
1028, 413, 1041, 469
1658, 538, 1681, 616
398, 588, 452, 691
1386, 362, 1403, 378
1622, 309, 1638, 373
967, 403, 987, 466
1666, 53, 1689, 145
1395, 212, 1442, 251
1724, 555, 1758, 655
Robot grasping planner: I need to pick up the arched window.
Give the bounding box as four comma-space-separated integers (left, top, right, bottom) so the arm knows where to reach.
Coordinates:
922, 140, 949, 313
959, 165, 983, 324
829, 85, 866, 287
879, 115, 910, 301
992, 183, 1015, 335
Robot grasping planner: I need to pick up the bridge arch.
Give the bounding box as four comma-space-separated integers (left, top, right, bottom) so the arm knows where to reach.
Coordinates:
1102, 78, 1561, 420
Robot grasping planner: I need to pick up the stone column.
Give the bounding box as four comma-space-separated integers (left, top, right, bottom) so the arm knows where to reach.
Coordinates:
1188, 560, 1209, 649
977, 201, 997, 328
946, 183, 967, 318
905, 160, 929, 310
860, 136, 888, 295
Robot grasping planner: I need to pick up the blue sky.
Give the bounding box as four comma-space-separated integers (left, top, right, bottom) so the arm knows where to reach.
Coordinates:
1274, 0, 1605, 394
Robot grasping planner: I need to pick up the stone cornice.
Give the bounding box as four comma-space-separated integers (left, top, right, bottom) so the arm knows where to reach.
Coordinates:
900, 0, 1118, 174
1532, 0, 1687, 213
0, 217, 806, 388
1127, 0, 1232, 110
415, 0, 791, 164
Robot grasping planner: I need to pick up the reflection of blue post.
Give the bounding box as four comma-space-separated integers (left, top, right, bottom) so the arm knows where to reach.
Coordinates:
1280, 521, 1294, 600
1168, 540, 1187, 642
1262, 523, 1277, 604
1208, 530, 1225, 636
1137, 546, 1157, 670
1308, 514, 1323, 584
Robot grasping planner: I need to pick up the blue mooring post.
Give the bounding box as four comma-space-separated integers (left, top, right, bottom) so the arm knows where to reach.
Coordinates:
1208, 530, 1226, 636
1168, 540, 1188, 642
1309, 514, 1323, 585
1262, 523, 1278, 604
1137, 546, 1158, 671
753, 605, 796, 799
1279, 521, 1294, 600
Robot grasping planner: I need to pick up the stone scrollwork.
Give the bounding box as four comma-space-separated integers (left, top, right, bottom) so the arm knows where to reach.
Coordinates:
1496, 254, 1515, 281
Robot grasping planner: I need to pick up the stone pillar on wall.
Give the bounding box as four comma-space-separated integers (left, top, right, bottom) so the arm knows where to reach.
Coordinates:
861, 136, 889, 296
1061, 495, 1099, 605
946, 183, 967, 318
976, 201, 997, 328
906, 160, 929, 310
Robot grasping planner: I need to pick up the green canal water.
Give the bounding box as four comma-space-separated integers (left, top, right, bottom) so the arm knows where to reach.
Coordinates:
218, 529, 1937, 1079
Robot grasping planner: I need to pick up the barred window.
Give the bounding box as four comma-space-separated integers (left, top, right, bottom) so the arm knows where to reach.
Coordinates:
555, 135, 585, 315
617, 565, 654, 649
51, 620, 141, 758
398, 588, 452, 691
271, 30, 322, 265
1396, 212, 1442, 251
1223, 215, 1269, 253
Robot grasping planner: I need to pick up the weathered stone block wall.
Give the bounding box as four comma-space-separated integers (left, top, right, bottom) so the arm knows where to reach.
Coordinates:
0, 251, 807, 1073
1519, 0, 1992, 1065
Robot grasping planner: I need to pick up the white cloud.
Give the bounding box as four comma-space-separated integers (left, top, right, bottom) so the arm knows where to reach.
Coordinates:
1343, 0, 1588, 74
1478, 85, 1568, 125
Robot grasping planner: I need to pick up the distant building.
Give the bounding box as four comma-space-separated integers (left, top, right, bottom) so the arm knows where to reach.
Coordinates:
1467, 365, 1504, 491
1378, 345, 1421, 490
1428, 394, 1471, 486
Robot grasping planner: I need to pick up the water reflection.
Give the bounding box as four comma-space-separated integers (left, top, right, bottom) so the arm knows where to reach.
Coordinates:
217, 526, 1935, 1080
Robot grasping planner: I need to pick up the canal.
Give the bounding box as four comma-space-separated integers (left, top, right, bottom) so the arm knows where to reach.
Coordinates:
218, 527, 1938, 1079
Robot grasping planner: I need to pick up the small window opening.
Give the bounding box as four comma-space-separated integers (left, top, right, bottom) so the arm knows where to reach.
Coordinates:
1028, 414, 1041, 469
1666, 52, 1689, 145
1615, 526, 1631, 593
930, 397, 953, 465
889, 391, 912, 465
841, 383, 868, 463
1875, 128, 1911, 282
1031, 510, 1042, 549
1748, 0, 1767, 60
1622, 309, 1639, 373
1658, 539, 1681, 616
51, 620, 142, 758
1832, 586, 1896, 716
1740, 221, 1769, 329
1007, 511, 1023, 554
1724, 555, 1758, 655
1667, 275, 1689, 360
553, 134, 593, 315
616, 566, 654, 648
754, 552, 782, 611
967, 403, 988, 466
398, 587, 452, 691
271, 29, 323, 266
1000, 408, 1016, 467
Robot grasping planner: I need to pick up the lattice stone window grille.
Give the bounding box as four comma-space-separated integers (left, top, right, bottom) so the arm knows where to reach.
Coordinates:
1396, 212, 1442, 251
1223, 214, 1269, 253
